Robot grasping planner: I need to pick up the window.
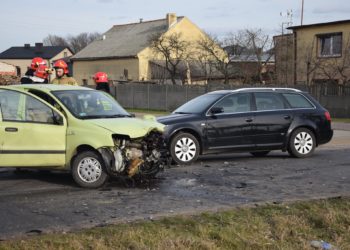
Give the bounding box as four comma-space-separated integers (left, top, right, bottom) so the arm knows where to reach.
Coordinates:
64, 52, 68, 57
0, 89, 56, 124
174, 94, 222, 114
282, 93, 314, 109
26, 96, 56, 123
255, 92, 286, 111
53, 90, 130, 119
318, 33, 342, 57
213, 93, 251, 114
0, 90, 22, 121
123, 69, 129, 79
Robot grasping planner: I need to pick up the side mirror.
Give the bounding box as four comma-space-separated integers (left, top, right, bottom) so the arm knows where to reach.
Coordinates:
210, 107, 224, 115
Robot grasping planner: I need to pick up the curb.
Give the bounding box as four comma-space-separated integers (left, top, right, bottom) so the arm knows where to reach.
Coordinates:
332, 122, 350, 131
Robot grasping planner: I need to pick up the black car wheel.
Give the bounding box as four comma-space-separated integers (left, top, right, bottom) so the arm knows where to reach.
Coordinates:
72, 150, 109, 188
288, 128, 316, 158
170, 132, 199, 165
250, 151, 270, 157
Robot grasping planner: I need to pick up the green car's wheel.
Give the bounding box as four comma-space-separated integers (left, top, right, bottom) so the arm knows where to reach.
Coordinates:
72, 150, 109, 188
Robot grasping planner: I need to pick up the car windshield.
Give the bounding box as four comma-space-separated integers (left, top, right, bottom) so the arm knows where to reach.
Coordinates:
52, 90, 131, 119
173, 94, 222, 114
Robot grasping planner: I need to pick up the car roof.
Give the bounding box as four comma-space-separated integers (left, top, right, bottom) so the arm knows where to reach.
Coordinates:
0, 84, 92, 93
207, 88, 303, 95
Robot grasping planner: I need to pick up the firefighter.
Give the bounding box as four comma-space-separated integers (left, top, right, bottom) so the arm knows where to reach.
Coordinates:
51, 59, 78, 85
93, 72, 110, 93
20, 57, 47, 84
31, 65, 51, 83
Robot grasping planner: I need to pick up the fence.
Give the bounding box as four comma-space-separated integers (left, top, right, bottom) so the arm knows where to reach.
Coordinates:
106, 83, 350, 118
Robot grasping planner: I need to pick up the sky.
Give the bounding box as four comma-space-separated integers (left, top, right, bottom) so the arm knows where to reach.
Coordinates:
0, 0, 349, 52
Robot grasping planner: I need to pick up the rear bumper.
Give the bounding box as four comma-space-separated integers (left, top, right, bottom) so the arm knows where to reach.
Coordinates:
318, 129, 333, 145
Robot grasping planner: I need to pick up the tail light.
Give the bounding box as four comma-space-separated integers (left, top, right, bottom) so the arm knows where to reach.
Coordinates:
325, 111, 331, 122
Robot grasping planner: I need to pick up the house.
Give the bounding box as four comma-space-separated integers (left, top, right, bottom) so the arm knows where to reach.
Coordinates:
71, 13, 221, 85
0, 43, 73, 78
275, 20, 350, 85
229, 51, 275, 84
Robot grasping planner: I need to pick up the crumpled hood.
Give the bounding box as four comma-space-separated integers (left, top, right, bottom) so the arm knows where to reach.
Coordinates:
87, 117, 165, 139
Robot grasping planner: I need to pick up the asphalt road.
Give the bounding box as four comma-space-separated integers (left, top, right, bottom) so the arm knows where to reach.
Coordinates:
0, 130, 349, 239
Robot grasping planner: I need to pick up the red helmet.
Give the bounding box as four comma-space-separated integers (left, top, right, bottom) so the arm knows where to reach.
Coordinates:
53, 59, 68, 74
31, 57, 46, 70
34, 65, 50, 79
93, 72, 109, 83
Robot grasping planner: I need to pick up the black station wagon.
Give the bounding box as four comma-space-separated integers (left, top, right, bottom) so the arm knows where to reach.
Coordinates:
157, 88, 333, 164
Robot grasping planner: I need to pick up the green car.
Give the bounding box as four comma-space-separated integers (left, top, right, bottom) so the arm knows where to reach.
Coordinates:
0, 84, 166, 188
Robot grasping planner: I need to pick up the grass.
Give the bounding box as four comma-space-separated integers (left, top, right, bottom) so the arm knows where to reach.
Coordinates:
333, 118, 350, 123
1, 197, 350, 250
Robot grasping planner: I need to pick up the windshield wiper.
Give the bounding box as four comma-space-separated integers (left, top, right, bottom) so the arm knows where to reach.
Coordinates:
80, 114, 131, 119
105, 114, 132, 118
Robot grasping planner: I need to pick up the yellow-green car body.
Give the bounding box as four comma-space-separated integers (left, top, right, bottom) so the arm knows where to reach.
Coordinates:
0, 84, 166, 188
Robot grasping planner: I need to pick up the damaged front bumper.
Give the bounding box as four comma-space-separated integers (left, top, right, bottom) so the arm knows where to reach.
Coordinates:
98, 131, 168, 179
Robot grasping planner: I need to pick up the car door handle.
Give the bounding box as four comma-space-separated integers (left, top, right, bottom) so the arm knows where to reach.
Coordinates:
245, 118, 253, 123
5, 127, 18, 132
284, 115, 291, 120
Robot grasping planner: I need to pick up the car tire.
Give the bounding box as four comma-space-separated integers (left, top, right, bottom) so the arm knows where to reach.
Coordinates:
288, 128, 316, 158
170, 132, 200, 165
250, 151, 270, 157
71, 150, 109, 188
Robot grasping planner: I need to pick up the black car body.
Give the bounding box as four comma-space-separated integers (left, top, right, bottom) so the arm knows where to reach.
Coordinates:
157, 88, 333, 164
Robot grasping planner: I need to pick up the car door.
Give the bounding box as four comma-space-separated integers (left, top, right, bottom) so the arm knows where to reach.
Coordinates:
205, 93, 255, 150
252, 92, 293, 147
0, 89, 67, 167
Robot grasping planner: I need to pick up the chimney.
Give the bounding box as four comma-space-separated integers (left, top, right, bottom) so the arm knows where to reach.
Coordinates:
24, 44, 30, 49
35, 43, 43, 53
166, 13, 177, 29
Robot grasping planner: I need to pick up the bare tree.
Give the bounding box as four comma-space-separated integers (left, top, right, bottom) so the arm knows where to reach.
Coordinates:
337, 36, 350, 84
320, 34, 350, 84
43, 32, 101, 54
303, 37, 321, 86
194, 44, 215, 82
43, 35, 69, 47
197, 29, 273, 84
149, 32, 191, 85
67, 32, 101, 54
197, 34, 237, 84
235, 29, 274, 83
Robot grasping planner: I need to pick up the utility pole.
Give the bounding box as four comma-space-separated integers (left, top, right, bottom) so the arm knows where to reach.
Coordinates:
301, 0, 304, 25
280, 10, 293, 86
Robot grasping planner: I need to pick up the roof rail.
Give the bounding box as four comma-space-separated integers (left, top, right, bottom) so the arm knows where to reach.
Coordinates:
237, 87, 302, 92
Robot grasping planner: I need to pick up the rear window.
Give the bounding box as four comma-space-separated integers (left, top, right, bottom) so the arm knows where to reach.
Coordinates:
255, 92, 286, 111
282, 93, 314, 109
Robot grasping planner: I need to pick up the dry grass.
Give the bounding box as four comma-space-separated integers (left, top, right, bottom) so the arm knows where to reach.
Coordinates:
1, 197, 350, 250
333, 118, 350, 123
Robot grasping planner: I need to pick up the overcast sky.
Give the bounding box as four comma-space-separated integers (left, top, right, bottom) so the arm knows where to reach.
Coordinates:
0, 0, 349, 52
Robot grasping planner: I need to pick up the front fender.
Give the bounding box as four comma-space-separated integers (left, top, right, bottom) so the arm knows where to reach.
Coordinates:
166, 123, 204, 151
